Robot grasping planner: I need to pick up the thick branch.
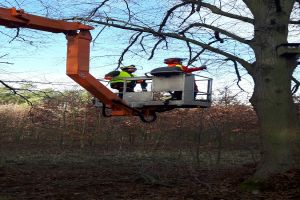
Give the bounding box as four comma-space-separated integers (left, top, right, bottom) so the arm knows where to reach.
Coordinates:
180, 22, 251, 45
183, 0, 254, 24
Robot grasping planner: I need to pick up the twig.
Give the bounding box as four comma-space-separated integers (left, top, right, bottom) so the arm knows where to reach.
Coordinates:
0, 80, 33, 106
87, 0, 110, 19
9, 28, 20, 43
92, 25, 107, 46
225, 58, 245, 92
158, 2, 190, 33
115, 32, 143, 70
0, 62, 13, 64
123, 0, 132, 23
148, 38, 165, 60
0, 54, 9, 59
179, 4, 196, 27
187, 40, 218, 66
139, 34, 149, 54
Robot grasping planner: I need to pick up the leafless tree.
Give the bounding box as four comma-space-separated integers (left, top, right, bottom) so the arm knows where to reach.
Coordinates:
66, 0, 300, 181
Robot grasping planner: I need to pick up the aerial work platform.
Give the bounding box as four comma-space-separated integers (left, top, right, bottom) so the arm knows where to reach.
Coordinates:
0, 6, 212, 122
122, 73, 212, 109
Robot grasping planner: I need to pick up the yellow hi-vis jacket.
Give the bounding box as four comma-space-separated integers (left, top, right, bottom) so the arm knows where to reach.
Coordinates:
110, 71, 136, 83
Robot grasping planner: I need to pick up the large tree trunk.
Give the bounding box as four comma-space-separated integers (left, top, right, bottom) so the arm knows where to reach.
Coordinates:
250, 61, 300, 179
248, 0, 300, 179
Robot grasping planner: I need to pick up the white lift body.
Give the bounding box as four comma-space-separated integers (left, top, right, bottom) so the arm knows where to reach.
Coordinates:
122, 73, 212, 109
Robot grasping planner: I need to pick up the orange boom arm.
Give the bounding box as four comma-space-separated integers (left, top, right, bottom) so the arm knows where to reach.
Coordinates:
0, 7, 136, 116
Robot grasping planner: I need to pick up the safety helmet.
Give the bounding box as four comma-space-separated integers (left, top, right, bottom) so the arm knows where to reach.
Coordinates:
164, 57, 186, 64
121, 65, 137, 71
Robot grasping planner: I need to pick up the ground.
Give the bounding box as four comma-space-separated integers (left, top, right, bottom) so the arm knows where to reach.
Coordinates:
0, 143, 299, 200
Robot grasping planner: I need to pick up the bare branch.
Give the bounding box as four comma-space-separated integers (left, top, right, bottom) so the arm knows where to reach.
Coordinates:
139, 34, 151, 54
163, 33, 253, 71
0, 54, 13, 64
0, 30, 26, 42
9, 27, 20, 43
225, 58, 245, 92
183, 0, 254, 24
123, 0, 132, 23
3, 80, 76, 87
186, 38, 193, 62
148, 38, 166, 60
187, 40, 219, 66
158, 2, 190, 32
0, 54, 8, 59
0, 61, 13, 64
87, 0, 110, 19
0, 80, 33, 106
179, 4, 196, 27
180, 23, 251, 45
92, 25, 107, 46
116, 32, 143, 70
78, 18, 252, 71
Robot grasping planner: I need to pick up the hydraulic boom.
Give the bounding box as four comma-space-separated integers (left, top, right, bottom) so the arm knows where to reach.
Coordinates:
0, 7, 147, 118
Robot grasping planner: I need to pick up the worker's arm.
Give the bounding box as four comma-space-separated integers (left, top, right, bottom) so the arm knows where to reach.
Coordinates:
182, 65, 207, 73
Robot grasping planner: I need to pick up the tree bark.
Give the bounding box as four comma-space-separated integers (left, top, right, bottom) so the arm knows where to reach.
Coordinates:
250, 61, 300, 179
248, 0, 300, 179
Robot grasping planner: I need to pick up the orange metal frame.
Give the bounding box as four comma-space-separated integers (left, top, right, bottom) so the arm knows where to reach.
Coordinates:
0, 7, 137, 116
